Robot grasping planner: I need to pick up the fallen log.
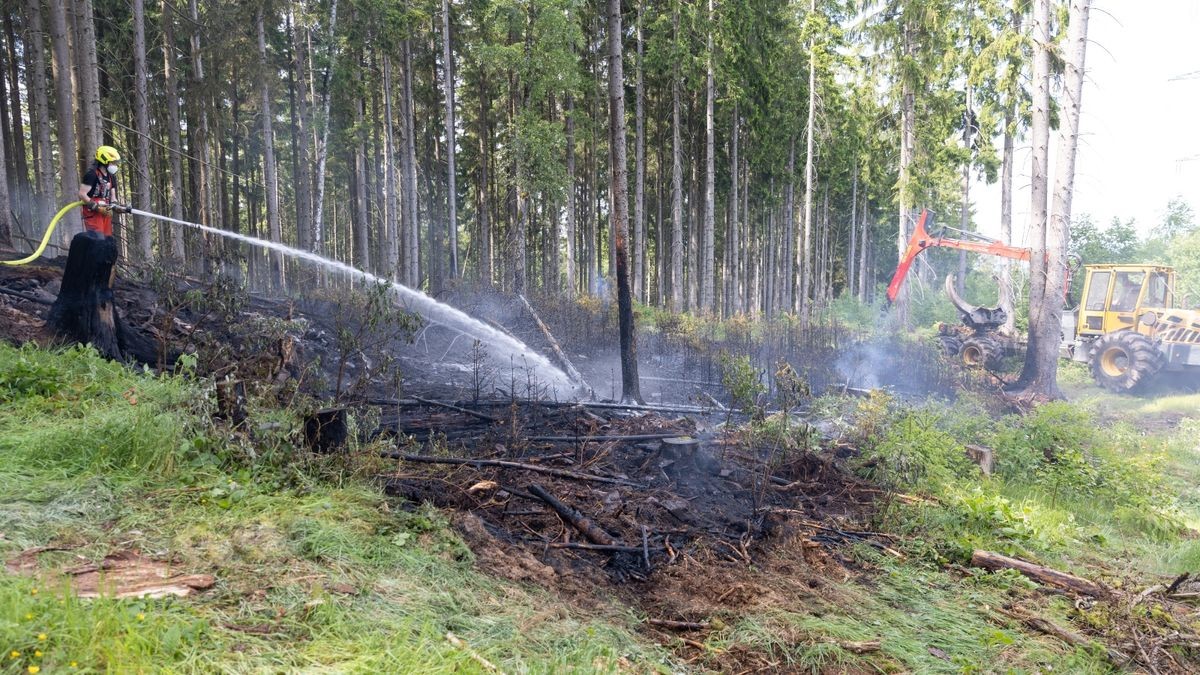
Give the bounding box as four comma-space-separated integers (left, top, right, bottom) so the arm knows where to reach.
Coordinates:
410, 395, 499, 423
527, 483, 616, 546
648, 618, 710, 631
971, 550, 1108, 598
996, 607, 1127, 666
383, 452, 644, 487
527, 433, 689, 443
829, 640, 882, 654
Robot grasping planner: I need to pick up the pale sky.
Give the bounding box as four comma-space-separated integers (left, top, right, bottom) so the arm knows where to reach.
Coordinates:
974, 0, 1200, 242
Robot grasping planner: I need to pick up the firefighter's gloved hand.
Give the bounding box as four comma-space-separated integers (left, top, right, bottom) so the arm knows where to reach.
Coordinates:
95, 203, 112, 216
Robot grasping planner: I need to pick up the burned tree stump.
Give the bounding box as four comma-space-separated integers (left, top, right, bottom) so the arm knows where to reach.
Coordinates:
304, 407, 348, 453
45, 232, 158, 364
215, 379, 248, 428
46, 232, 122, 359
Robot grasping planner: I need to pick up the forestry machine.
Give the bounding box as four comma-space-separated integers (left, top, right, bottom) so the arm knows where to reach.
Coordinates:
887, 210, 1200, 392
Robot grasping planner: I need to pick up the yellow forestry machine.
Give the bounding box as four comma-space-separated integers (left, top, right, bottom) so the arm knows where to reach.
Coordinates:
888, 210, 1200, 393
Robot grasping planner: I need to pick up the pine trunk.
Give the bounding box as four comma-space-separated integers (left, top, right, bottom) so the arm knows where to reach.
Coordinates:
47, 0, 80, 239
161, 0, 185, 258
565, 93, 576, 297
701, 0, 716, 315
132, 0, 152, 257
607, 0, 641, 403
669, 7, 683, 313
24, 0, 55, 234
633, 4, 646, 303
258, 9, 283, 287
729, 103, 739, 315
442, 0, 458, 279
1014, 0, 1054, 395
383, 54, 400, 278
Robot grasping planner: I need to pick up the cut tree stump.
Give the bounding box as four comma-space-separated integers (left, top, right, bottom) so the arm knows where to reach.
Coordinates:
971, 549, 1109, 598
45, 232, 158, 364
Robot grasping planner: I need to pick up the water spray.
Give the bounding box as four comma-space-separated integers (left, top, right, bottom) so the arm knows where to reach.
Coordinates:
7, 202, 583, 398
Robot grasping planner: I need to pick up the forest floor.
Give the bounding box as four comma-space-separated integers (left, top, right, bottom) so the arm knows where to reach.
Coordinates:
1, 260, 1199, 673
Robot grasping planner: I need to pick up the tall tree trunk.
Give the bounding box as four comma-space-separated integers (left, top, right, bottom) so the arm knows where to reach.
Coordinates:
441, 0, 458, 279
729, 103, 739, 315
383, 54, 400, 278
47, 0, 80, 239
669, 7, 683, 313
607, 0, 641, 403
72, 0, 101, 156
895, 20, 916, 324
258, 8, 282, 287
1019, 0, 1089, 397
132, 0, 152, 257
849, 164, 858, 300
476, 73, 492, 286
290, 9, 313, 250
186, 0, 212, 260
311, 0, 340, 253
0, 99, 9, 247
858, 198, 869, 301
399, 38, 419, 285
25, 0, 55, 234
353, 57, 370, 270
801, 1, 817, 318
1014, 0, 1054, 394
565, 92, 576, 297
785, 139, 796, 313
701, 0, 715, 315
161, 0, 185, 258
1000, 104, 1016, 334
4, 14, 29, 230
634, 3, 646, 303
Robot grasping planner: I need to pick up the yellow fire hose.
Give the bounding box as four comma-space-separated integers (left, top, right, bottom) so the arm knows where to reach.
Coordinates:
1, 201, 85, 266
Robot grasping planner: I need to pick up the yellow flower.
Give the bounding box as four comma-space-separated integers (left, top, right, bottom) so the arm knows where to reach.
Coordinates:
33, 650, 42, 657
70, 662, 78, 668
136, 613, 145, 621
24, 613, 32, 620
37, 634, 47, 641
30, 588, 37, 595
28, 666, 40, 674
10, 651, 19, 658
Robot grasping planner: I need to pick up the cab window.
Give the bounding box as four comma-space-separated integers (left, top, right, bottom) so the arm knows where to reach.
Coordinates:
1084, 271, 1111, 311
1111, 271, 1145, 312
1145, 272, 1171, 307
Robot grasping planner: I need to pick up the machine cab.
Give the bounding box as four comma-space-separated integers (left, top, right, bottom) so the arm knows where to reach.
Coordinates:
1076, 265, 1176, 337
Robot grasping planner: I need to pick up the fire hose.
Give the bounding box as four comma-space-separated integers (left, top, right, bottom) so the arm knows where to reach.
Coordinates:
1, 200, 133, 266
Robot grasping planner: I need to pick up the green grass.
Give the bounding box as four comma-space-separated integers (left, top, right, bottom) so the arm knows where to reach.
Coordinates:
0, 343, 668, 673
5, 340, 1200, 673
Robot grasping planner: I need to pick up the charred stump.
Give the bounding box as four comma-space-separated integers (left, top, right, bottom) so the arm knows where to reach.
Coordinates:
304, 407, 349, 453
45, 232, 158, 364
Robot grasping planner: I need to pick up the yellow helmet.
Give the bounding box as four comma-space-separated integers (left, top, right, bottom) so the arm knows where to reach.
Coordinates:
95, 145, 121, 164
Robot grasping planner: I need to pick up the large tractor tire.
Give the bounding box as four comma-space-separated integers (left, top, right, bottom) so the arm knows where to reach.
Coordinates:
960, 336, 1002, 369
1088, 331, 1165, 393
936, 334, 963, 357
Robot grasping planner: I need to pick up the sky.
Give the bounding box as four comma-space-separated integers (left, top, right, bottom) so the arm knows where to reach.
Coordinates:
973, 0, 1200, 243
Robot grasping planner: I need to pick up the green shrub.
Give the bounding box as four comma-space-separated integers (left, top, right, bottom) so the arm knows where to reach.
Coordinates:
857, 412, 974, 490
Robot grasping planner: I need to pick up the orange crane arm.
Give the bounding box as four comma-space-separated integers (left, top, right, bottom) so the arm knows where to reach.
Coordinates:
886, 210, 1031, 303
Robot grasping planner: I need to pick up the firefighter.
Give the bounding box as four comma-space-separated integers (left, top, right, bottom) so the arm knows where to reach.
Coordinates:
79, 145, 122, 237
